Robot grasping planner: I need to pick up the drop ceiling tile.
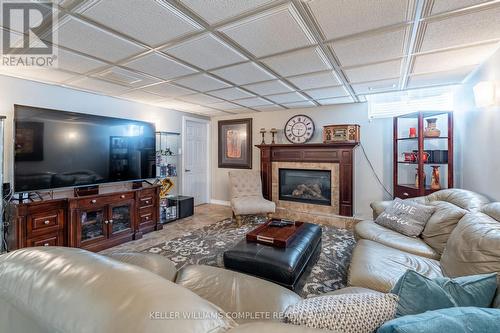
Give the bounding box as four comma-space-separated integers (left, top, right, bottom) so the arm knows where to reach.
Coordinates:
236, 97, 273, 107
55, 48, 108, 74
180, 0, 275, 24
255, 104, 285, 111
330, 27, 408, 67
173, 73, 231, 91
261, 47, 331, 77
53, 16, 146, 62
229, 108, 256, 114
287, 71, 341, 90
196, 109, 229, 116
0, 67, 76, 83
219, 3, 314, 57
178, 93, 225, 105
242, 80, 294, 95
155, 100, 200, 111
142, 82, 195, 97
304, 86, 349, 99
407, 66, 476, 88
163, 33, 246, 70
266, 92, 308, 104
119, 90, 165, 102
429, 0, 490, 15
420, 7, 500, 52
317, 96, 355, 105
79, 0, 201, 46
93, 67, 160, 87
211, 62, 275, 85
209, 101, 247, 111
305, 0, 414, 39
207, 87, 255, 100
68, 77, 130, 94
124, 52, 197, 80
345, 59, 402, 83
412, 42, 499, 74
351, 78, 400, 94
282, 100, 316, 108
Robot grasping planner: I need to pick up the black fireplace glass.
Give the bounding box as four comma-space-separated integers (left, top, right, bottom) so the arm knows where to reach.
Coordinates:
279, 168, 331, 206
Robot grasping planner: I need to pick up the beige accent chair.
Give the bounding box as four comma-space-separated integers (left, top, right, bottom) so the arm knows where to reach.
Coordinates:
229, 170, 275, 225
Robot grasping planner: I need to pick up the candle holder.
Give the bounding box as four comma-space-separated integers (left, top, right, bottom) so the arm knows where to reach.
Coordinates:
270, 128, 277, 144
259, 128, 267, 144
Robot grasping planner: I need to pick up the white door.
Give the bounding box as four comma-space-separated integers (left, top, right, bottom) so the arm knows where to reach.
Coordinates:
183, 119, 208, 205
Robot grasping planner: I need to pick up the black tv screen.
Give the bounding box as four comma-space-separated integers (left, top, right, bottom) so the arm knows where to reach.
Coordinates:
14, 105, 156, 193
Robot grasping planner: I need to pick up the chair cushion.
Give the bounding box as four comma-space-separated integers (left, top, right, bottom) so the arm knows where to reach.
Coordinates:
348, 240, 442, 292
105, 252, 178, 281
175, 264, 301, 324
229, 170, 263, 198
231, 196, 276, 216
441, 203, 500, 278
354, 220, 439, 259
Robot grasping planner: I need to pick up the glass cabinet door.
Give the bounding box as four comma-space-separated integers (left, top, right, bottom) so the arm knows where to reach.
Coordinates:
109, 203, 132, 236
80, 208, 107, 243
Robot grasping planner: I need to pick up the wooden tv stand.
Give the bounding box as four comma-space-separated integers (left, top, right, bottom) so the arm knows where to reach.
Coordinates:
7, 183, 161, 252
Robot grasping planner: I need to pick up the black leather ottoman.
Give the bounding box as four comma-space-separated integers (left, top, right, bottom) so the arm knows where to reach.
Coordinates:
223, 223, 322, 291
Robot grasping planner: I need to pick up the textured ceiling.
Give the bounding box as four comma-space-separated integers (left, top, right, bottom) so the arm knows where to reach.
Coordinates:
1, 0, 499, 117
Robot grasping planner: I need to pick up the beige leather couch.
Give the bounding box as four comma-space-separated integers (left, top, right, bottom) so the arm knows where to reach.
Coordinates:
349, 189, 500, 305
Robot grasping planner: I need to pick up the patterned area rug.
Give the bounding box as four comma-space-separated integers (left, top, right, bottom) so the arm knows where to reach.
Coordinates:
144, 216, 355, 298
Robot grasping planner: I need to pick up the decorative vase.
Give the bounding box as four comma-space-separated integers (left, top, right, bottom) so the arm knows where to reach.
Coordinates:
431, 165, 441, 190
424, 118, 441, 137
415, 168, 426, 188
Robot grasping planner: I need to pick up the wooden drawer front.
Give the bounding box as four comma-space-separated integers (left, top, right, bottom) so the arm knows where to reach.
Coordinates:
28, 210, 63, 236
139, 196, 154, 209
77, 192, 134, 208
27, 233, 61, 247
139, 209, 155, 224
139, 188, 156, 198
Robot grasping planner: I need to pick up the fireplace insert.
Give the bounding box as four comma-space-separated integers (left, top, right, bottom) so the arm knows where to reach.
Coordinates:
279, 168, 331, 206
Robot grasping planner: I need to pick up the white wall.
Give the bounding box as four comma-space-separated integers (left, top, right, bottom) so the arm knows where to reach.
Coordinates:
210, 103, 393, 219
0, 74, 208, 186
454, 48, 500, 200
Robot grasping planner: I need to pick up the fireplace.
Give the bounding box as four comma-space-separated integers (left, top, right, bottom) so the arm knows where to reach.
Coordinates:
279, 168, 331, 206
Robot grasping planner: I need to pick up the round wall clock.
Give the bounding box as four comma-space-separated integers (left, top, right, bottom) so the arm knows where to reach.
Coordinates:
284, 114, 315, 144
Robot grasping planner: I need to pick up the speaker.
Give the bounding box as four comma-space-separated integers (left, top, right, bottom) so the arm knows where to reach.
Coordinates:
167, 196, 194, 219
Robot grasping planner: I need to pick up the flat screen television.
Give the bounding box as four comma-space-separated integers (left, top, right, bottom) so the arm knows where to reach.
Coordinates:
14, 104, 156, 193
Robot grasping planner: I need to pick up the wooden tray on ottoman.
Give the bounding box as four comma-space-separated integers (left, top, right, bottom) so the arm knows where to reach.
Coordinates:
246, 220, 304, 248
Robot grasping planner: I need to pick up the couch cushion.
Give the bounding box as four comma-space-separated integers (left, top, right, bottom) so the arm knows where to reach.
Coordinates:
175, 264, 301, 324
441, 203, 500, 278
321, 286, 382, 297
354, 220, 439, 259
419, 188, 490, 212
231, 196, 276, 215
105, 252, 178, 281
348, 240, 443, 292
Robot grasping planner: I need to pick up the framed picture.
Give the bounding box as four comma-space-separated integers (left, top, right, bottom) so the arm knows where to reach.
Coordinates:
15, 121, 44, 161
218, 118, 252, 169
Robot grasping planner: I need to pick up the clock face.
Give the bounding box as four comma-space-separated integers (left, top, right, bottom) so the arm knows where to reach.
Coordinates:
284, 115, 315, 144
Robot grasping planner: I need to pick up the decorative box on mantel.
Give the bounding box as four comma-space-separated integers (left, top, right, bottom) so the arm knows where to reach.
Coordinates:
256, 143, 358, 220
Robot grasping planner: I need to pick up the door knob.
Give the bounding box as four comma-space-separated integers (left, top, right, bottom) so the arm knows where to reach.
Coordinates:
104, 220, 109, 224
185, 169, 191, 172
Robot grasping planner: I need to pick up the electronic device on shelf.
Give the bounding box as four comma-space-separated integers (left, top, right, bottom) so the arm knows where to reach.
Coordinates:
322, 124, 360, 143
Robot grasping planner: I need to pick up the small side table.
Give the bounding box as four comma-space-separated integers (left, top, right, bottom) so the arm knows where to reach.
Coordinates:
167, 195, 194, 219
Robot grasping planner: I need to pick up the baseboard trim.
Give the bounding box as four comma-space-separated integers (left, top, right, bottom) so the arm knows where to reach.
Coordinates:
210, 199, 231, 206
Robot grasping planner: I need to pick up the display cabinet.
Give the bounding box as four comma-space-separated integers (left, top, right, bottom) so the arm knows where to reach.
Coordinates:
155, 132, 180, 223
393, 111, 453, 199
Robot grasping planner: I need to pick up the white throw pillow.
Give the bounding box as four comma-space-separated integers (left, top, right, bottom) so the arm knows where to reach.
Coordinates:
283, 293, 398, 333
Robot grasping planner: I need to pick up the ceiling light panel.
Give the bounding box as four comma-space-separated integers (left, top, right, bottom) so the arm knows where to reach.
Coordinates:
67, 77, 131, 94
219, 3, 315, 57
180, 0, 276, 25
173, 73, 231, 91
317, 96, 355, 105
124, 52, 197, 80
428, 0, 491, 15
55, 48, 108, 74
261, 47, 331, 77
282, 100, 316, 108
330, 27, 408, 67
211, 62, 276, 85
236, 97, 274, 107
142, 82, 195, 97
54, 17, 146, 62
351, 78, 400, 94
94, 67, 161, 87
163, 33, 247, 70
305, 0, 414, 39
304, 86, 349, 99
287, 71, 341, 90
178, 93, 225, 104
243, 80, 294, 95
266, 92, 308, 104
420, 6, 500, 52
412, 42, 499, 74
407, 66, 476, 88
79, 0, 202, 47
207, 87, 255, 100
345, 59, 402, 83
